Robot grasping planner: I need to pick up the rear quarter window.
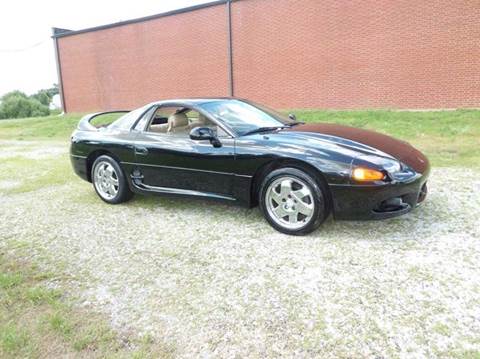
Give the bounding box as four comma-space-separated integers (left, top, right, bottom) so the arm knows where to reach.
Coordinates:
109, 105, 151, 130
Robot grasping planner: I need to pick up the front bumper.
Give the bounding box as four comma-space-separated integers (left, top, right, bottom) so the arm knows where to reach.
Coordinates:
329, 168, 429, 220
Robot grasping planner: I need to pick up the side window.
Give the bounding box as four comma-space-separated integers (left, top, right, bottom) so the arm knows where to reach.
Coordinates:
165, 109, 195, 136
187, 110, 229, 138
146, 106, 181, 134
144, 106, 230, 138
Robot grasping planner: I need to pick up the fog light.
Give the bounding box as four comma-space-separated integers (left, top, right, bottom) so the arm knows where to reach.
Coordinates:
352, 167, 385, 181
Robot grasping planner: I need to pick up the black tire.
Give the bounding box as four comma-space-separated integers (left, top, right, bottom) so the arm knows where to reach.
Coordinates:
91, 155, 133, 204
259, 167, 329, 235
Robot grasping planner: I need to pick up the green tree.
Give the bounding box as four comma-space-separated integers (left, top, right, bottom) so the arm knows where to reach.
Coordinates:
1, 90, 28, 101
31, 90, 50, 106
0, 91, 49, 119
31, 85, 59, 106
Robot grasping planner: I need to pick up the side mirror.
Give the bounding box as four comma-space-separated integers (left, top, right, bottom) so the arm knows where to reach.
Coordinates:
189, 127, 222, 148
288, 113, 297, 121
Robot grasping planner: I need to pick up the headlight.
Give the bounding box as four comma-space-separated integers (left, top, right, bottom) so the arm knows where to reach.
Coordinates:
352, 156, 402, 182
352, 167, 386, 181
383, 160, 402, 174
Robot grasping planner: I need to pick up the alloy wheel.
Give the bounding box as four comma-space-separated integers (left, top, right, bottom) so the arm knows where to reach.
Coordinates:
93, 161, 119, 200
265, 176, 315, 230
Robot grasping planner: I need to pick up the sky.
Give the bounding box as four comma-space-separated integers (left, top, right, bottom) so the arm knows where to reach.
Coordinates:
0, 0, 210, 97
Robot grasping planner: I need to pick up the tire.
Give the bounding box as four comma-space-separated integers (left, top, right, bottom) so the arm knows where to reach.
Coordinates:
259, 167, 329, 235
91, 155, 133, 204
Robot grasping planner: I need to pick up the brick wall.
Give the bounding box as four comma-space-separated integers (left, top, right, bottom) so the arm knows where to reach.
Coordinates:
58, 4, 229, 112
56, 0, 480, 112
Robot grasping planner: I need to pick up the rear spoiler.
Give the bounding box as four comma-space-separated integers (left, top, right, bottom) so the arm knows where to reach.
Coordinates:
77, 110, 130, 131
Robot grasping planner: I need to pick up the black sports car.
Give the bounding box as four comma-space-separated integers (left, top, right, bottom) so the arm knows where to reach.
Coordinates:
70, 98, 429, 235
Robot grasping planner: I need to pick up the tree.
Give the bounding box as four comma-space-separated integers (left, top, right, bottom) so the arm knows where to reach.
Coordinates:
0, 91, 50, 119
31, 90, 50, 106
31, 85, 59, 107
1, 90, 28, 101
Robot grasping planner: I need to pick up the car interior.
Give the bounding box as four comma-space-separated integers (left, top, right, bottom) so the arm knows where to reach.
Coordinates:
147, 107, 227, 137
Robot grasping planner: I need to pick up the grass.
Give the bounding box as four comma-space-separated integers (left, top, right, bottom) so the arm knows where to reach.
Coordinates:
0, 155, 76, 194
0, 112, 122, 141
0, 108, 479, 167
0, 113, 80, 141
0, 253, 172, 358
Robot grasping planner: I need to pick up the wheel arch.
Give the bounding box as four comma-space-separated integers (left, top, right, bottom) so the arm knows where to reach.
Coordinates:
250, 158, 334, 210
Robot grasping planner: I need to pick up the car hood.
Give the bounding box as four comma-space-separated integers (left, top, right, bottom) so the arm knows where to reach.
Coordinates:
285, 123, 429, 173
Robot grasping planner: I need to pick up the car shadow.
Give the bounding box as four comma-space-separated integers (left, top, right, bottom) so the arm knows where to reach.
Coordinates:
122, 191, 456, 242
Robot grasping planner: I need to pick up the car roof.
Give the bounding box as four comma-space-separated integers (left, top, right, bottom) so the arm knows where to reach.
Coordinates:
151, 97, 246, 107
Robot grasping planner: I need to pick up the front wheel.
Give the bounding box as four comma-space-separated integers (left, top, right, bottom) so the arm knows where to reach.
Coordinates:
259, 167, 329, 235
91, 155, 133, 204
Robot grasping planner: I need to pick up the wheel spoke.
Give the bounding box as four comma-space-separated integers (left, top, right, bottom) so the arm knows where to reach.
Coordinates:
296, 197, 314, 214
110, 176, 119, 186
292, 186, 310, 201
288, 212, 299, 224
279, 179, 293, 197
270, 189, 283, 203
106, 185, 116, 196
272, 205, 288, 219
104, 167, 113, 178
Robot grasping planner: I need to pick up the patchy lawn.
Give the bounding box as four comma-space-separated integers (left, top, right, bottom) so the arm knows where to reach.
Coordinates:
0, 254, 171, 358
0, 109, 479, 357
0, 112, 122, 141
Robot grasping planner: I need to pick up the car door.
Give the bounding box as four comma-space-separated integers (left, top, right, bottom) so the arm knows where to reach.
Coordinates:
131, 105, 236, 199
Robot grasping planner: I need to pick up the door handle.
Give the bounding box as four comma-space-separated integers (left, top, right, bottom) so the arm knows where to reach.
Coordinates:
135, 146, 149, 155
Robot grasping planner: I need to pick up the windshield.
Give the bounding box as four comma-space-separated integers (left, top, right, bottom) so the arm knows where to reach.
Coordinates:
199, 100, 294, 136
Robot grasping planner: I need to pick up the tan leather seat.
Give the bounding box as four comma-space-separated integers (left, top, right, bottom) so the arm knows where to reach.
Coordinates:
190, 113, 210, 129
150, 123, 169, 133
167, 113, 189, 133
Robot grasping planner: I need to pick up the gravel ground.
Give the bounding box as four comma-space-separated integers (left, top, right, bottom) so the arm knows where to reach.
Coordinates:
1, 141, 479, 358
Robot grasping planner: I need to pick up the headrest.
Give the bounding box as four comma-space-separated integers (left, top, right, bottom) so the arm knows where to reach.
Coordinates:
167, 113, 188, 131
197, 114, 209, 125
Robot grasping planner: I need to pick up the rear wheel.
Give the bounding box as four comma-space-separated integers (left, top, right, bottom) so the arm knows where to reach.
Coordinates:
92, 155, 132, 204
259, 167, 328, 235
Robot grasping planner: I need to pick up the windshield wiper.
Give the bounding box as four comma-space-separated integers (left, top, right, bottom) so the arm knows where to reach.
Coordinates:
242, 126, 286, 136
242, 122, 305, 136
287, 121, 305, 127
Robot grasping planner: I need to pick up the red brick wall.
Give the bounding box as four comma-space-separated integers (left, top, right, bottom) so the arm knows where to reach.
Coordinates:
58, 5, 229, 112
57, 0, 480, 112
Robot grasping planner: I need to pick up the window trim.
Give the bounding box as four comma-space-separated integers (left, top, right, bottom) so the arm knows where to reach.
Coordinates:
132, 105, 158, 132
126, 104, 157, 132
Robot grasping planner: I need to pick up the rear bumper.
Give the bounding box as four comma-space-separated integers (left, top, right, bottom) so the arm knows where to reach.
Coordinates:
330, 169, 429, 220
70, 154, 89, 182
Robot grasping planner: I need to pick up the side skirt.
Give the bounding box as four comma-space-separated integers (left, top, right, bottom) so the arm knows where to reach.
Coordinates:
130, 175, 237, 202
